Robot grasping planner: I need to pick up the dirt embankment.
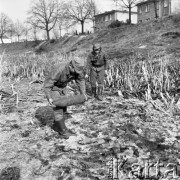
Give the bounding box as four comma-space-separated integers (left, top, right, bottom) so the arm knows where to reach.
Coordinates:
1, 16, 180, 60
1, 78, 180, 179
1, 14, 180, 180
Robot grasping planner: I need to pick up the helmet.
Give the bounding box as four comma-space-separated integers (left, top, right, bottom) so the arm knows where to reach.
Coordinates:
71, 55, 86, 74
93, 43, 101, 51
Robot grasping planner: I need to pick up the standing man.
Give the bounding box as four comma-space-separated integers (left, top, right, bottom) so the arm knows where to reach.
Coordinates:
85, 43, 108, 101
43, 56, 87, 139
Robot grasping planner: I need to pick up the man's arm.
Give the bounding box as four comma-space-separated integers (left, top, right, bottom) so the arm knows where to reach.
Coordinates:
44, 67, 61, 101
103, 54, 108, 70
75, 74, 86, 95
85, 54, 91, 76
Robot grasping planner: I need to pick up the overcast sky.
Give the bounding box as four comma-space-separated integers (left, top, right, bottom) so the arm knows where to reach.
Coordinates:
0, 0, 116, 22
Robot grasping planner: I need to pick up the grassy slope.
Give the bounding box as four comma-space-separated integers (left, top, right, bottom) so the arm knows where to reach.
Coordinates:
1, 16, 180, 60
1, 16, 180, 179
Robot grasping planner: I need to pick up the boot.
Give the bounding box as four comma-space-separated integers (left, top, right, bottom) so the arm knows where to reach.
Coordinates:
53, 121, 71, 139
96, 86, 103, 101
91, 86, 97, 98
53, 110, 72, 139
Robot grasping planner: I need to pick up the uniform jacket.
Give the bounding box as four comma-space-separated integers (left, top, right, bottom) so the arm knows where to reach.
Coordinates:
86, 51, 108, 74
44, 62, 85, 100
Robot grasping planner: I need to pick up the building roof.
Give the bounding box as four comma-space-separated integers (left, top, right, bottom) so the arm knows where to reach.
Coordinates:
94, 10, 137, 17
2, 35, 10, 39
136, 0, 158, 6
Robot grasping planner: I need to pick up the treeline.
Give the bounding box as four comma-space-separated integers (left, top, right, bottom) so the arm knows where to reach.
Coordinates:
0, 0, 97, 43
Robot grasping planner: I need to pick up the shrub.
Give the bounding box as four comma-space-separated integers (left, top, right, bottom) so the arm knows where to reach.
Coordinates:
108, 20, 124, 28
50, 39, 56, 43
172, 13, 180, 24
31, 40, 41, 48
126, 19, 130, 24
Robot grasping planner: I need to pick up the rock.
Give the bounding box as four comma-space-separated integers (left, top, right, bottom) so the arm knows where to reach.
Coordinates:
35, 106, 55, 127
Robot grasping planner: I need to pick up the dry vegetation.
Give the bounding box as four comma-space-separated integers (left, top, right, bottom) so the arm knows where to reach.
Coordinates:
1, 16, 180, 180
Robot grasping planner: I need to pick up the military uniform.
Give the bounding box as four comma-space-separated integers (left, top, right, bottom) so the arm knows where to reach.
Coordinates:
86, 44, 108, 100
44, 58, 86, 139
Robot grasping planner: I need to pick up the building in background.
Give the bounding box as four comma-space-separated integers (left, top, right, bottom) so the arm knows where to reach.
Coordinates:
0, 36, 11, 44
70, 21, 94, 35
94, 10, 137, 31
136, 0, 180, 23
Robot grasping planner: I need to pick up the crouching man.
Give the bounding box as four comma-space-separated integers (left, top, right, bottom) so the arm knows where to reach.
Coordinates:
43, 56, 87, 139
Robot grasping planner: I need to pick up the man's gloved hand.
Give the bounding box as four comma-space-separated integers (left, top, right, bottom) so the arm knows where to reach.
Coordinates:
48, 98, 56, 107
85, 74, 89, 79
84, 94, 88, 101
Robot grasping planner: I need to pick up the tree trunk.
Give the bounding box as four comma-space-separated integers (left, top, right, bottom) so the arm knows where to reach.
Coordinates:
0, 37, 4, 44
59, 27, 61, 38
81, 21, 84, 34
46, 30, 50, 40
129, 6, 131, 24
34, 31, 37, 41
154, 1, 158, 19
18, 35, 20, 42
59, 29, 61, 37
59, 24, 62, 38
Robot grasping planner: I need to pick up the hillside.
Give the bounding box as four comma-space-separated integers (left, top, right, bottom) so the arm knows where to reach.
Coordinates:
1, 15, 180, 180
1, 15, 180, 61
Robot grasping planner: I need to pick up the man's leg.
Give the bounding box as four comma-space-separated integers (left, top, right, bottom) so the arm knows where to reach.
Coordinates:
63, 106, 72, 119
51, 91, 72, 139
96, 68, 105, 101
53, 108, 70, 139
90, 68, 97, 98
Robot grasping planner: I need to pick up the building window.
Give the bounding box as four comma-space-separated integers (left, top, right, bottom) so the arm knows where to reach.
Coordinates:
145, 4, 150, 12
103, 16, 105, 21
164, 0, 168, 7
108, 14, 112, 20
105, 15, 108, 21
139, 6, 142, 14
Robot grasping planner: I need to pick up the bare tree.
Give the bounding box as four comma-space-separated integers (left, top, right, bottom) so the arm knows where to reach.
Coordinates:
64, 0, 96, 34
89, 0, 98, 27
113, 0, 139, 24
57, 17, 72, 37
27, 0, 61, 40
23, 22, 32, 42
152, 0, 159, 19
29, 24, 39, 41
0, 13, 12, 44
14, 20, 25, 42
52, 20, 68, 38
9, 24, 16, 43
58, 21, 63, 37
52, 28, 59, 39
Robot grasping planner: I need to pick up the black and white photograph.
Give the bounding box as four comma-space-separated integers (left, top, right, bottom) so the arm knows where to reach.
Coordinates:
0, 0, 180, 179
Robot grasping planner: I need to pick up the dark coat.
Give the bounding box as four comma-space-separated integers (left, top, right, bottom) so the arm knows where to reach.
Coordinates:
86, 51, 108, 74
44, 62, 85, 100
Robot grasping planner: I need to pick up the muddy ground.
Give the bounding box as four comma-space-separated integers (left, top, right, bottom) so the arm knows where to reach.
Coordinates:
0, 79, 180, 180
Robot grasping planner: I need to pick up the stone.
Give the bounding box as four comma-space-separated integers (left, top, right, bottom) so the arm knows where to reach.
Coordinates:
35, 106, 55, 127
